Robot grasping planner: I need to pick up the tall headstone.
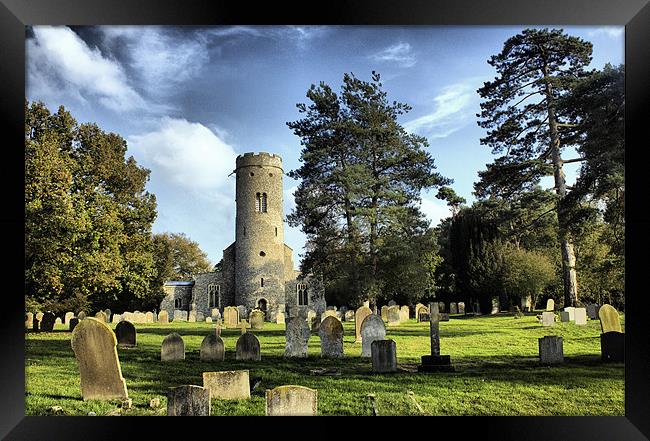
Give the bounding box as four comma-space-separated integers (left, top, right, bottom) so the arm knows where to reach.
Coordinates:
25, 313, 33, 330
285, 317, 310, 358
64, 312, 74, 326
115, 320, 136, 348
236, 333, 261, 361
586, 304, 599, 320
491, 297, 500, 314
40, 312, 56, 332
354, 306, 373, 342
538, 336, 564, 364
161, 333, 185, 361
265, 385, 318, 416
371, 339, 397, 373
200, 334, 225, 361
418, 302, 453, 372
319, 316, 344, 358
399, 305, 410, 322
457, 302, 465, 315
546, 299, 555, 311
380, 306, 389, 322
145, 312, 154, 323
237, 305, 248, 321
574, 308, 587, 325
450, 302, 458, 314
438, 302, 446, 313
249, 310, 265, 330
188, 310, 197, 323
224, 306, 239, 328
598, 304, 622, 333
360, 315, 386, 358
158, 310, 169, 324
276, 311, 286, 325
387, 305, 400, 326
203, 370, 250, 400
104, 309, 111, 322
70, 318, 129, 400
167, 385, 210, 416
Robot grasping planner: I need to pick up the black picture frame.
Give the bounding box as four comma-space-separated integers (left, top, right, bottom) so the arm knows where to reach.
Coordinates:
2, 0, 648, 439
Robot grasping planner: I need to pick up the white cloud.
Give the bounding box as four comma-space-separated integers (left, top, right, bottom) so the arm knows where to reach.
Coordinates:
403, 80, 481, 139
371, 42, 416, 68
27, 26, 146, 112
587, 27, 624, 39
128, 117, 238, 195
420, 194, 452, 227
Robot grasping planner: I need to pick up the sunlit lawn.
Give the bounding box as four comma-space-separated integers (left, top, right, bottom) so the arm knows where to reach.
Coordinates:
25, 312, 624, 416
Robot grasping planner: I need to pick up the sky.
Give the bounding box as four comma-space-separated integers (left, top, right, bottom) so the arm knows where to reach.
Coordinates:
25, 25, 624, 267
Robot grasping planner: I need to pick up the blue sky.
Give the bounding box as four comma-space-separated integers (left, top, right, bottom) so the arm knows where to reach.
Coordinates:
26, 25, 624, 267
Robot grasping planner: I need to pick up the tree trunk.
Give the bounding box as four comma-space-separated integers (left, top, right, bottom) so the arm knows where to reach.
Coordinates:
543, 65, 579, 307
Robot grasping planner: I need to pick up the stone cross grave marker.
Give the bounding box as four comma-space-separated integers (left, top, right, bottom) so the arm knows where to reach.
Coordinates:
285, 317, 310, 358
417, 302, 453, 372
355, 306, 372, 342
360, 314, 386, 358
319, 316, 344, 358
265, 385, 318, 416
236, 332, 261, 361
161, 333, 185, 361
167, 385, 210, 416
71, 317, 129, 400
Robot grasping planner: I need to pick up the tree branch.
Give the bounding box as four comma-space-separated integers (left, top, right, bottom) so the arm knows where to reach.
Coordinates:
562, 158, 586, 164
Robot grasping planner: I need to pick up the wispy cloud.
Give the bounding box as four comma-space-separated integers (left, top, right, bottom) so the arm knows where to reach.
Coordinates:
420, 193, 452, 227
27, 26, 146, 112
587, 27, 624, 39
403, 79, 482, 139
371, 42, 416, 68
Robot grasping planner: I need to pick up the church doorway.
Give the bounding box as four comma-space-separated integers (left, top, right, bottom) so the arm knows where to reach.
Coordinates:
257, 298, 268, 315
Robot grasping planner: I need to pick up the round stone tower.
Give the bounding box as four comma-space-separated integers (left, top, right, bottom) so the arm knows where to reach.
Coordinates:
234, 152, 285, 319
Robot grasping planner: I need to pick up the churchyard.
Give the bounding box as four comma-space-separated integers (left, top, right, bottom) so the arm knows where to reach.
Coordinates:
25, 309, 624, 416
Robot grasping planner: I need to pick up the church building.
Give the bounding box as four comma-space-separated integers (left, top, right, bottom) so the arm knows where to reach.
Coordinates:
160, 152, 326, 321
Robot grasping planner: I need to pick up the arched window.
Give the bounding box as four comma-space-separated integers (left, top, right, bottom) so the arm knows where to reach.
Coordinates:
255, 193, 261, 212
174, 298, 182, 308
261, 193, 267, 212
297, 283, 308, 306
208, 284, 220, 308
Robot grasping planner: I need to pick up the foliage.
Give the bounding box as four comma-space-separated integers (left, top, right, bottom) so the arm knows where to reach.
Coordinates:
501, 246, 555, 309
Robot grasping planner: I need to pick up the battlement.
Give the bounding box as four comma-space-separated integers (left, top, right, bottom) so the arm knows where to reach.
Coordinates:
236, 152, 283, 170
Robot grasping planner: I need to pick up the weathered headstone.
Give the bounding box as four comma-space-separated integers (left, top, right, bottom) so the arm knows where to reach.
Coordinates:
285, 317, 310, 358
265, 385, 318, 416
541, 311, 556, 326
40, 312, 56, 331
236, 333, 261, 361
399, 305, 410, 322
344, 310, 355, 322
438, 302, 446, 313
457, 302, 465, 315
276, 311, 286, 324
64, 311, 74, 326
355, 306, 373, 342
188, 310, 197, 323
249, 309, 265, 330
574, 308, 587, 325
25, 313, 33, 330
196, 311, 205, 322
415, 304, 428, 322
560, 311, 570, 322
360, 314, 386, 358
145, 312, 154, 323
70, 318, 129, 400
321, 309, 338, 321
380, 306, 389, 322
224, 306, 239, 328
387, 305, 401, 326
69, 317, 79, 332
586, 304, 599, 320
206, 317, 213, 323
491, 297, 500, 314
598, 304, 622, 333
237, 305, 248, 320
319, 316, 344, 358
538, 336, 564, 364
418, 302, 453, 372
450, 302, 458, 314
158, 310, 169, 324
77, 311, 87, 320
203, 370, 251, 401
115, 320, 136, 348
167, 385, 210, 416
200, 334, 225, 361
95, 311, 107, 323
371, 339, 397, 373
173, 310, 188, 322
546, 299, 555, 311
161, 333, 185, 361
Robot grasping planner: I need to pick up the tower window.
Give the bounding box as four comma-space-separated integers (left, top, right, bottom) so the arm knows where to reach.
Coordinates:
259, 251, 266, 257
261, 193, 267, 212
255, 192, 267, 213
261, 278, 264, 287
250, 172, 255, 176
297, 283, 308, 306
208, 284, 221, 308
275, 227, 278, 236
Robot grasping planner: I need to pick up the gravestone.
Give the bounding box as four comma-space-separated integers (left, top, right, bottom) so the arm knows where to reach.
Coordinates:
167, 385, 210, 416
381, 306, 389, 322
521, 295, 533, 312
40, 312, 56, 332
450, 302, 458, 314
574, 308, 587, 325
224, 306, 239, 328
206, 317, 213, 323
458, 302, 465, 315
188, 310, 197, 323
115, 321, 136, 348
69, 318, 79, 332
158, 310, 169, 324
237, 305, 248, 320
344, 310, 355, 322
439, 313, 450, 322
25, 313, 33, 330
598, 304, 622, 333
111, 314, 122, 324
360, 314, 386, 358
153, 311, 158, 322
560, 311, 570, 322
285, 317, 311, 358
200, 334, 225, 361
541, 311, 556, 326
161, 333, 185, 361
145, 312, 154, 323
239, 319, 251, 334
173, 310, 188, 322
236, 333, 261, 361
211, 308, 222, 321
95, 311, 107, 323
276, 311, 285, 324
363, 300, 370, 308
538, 336, 564, 364
387, 305, 401, 326
601, 332, 625, 362
196, 312, 205, 322
491, 297, 500, 314
326, 305, 337, 311
546, 299, 555, 311
265, 385, 318, 416
104, 309, 111, 322
77, 311, 87, 320
32, 316, 40, 332
388, 300, 397, 306
371, 339, 397, 373
203, 370, 250, 400
355, 306, 373, 342
415, 304, 428, 322
319, 316, 344, 358
70, 318, 129, 400
36, 312, 44, 322
64, 312, 74, 326
438, 302, 446, 313
587, 304, 599, 320
399, 306, 409, 322
55, 317, 62, 325
321, 310, 338, 321
564, 307, 575, 321
418, 302, 453, 372
249, 310, 265, 330
310, 314, 321, 332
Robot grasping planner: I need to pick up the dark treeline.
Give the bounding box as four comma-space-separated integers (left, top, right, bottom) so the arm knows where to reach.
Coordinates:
25, 101, 212, 315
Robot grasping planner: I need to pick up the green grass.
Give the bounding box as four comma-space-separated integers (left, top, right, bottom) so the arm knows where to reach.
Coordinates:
25, 313, 624, 416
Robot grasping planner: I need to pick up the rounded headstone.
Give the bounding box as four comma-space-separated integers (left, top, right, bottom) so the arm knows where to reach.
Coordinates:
115, 320, 136, 348
40, 312, 56, 332
161, 333, 185, 361
318, 316, 344, 358
360, 314, 386, 357
158, 310, 169, 324
598, 304, 622, 333
236, 333, 261, 361
355, 306, 372, 342
200, 333, 225, 361
94, 311, 107, 323
249, 310, 265, 330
